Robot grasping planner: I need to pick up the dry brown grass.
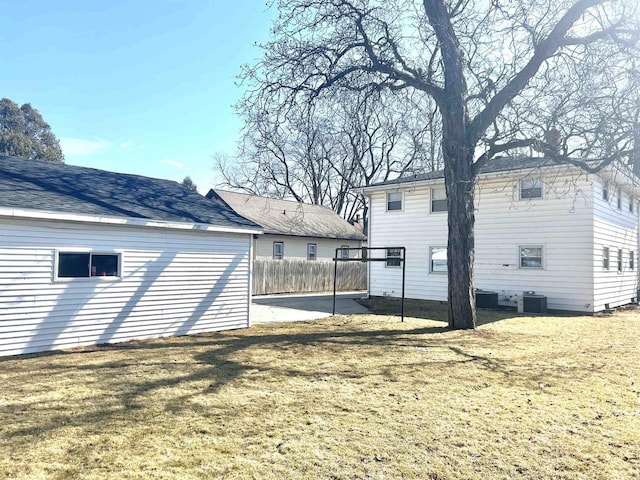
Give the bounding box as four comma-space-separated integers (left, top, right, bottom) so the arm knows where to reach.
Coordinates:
1, 305, 639, 479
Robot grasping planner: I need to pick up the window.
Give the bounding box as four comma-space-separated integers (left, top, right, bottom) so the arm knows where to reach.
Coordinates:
386, 248, 402, 267
630, 251, 635, 271
430, 246, 447, 273
617, 187, 622, 209
273, 242, 284, 260
386, 192, 402, 211
520, 177, 542, 199
629, 195, 634, 213
57, 252, 120, 278
519, 246, 543, 269
431, 186, 447, 212
602, 182, 609, 201
307, 243, 317, 261
618, 248, 623, 272
341, 245, 350, 260
603, 247, 610, 270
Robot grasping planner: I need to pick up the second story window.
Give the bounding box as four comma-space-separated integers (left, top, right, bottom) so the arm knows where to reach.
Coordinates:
617, 187, 622, 210
520, 177, 542, 199
602, 182, 609, 201
431, 186, 447, 212
386, 192, 402, 211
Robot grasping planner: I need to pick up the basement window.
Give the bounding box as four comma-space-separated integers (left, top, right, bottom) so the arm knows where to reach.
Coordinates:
57, 252, 120, 279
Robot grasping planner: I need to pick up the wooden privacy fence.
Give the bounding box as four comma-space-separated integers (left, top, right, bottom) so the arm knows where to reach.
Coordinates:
252, 259, 367, 295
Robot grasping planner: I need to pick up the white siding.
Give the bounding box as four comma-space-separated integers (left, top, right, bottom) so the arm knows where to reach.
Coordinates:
0, 218, 252, 356
368, 169, 611, 312
592, 178, 639, 310
255, 234, 361, 260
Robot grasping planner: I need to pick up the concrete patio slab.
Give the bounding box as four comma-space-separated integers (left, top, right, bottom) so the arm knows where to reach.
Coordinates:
250, 292, 370, 324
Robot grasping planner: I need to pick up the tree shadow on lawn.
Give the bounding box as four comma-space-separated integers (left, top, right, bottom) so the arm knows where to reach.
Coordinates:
2, 313, 605, 443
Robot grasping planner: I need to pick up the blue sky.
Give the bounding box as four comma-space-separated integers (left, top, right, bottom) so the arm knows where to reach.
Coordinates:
0, 1, 274, 192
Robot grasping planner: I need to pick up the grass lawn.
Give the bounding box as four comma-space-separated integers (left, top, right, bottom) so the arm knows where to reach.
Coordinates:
1, 303, 639, 479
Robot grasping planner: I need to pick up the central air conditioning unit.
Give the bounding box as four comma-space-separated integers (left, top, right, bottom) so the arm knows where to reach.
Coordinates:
522, 292, 547, 314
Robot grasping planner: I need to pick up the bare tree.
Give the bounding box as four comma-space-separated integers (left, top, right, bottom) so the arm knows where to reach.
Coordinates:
219, 87, 441, 224
237, 0, 639, 329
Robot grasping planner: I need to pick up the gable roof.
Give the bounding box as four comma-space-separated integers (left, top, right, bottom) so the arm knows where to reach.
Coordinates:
207, 189, 366, 241
364, 157, 561, 189
0, 155, 261, 232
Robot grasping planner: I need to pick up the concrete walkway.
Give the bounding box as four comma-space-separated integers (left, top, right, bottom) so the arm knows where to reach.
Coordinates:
250, 292, 370, 324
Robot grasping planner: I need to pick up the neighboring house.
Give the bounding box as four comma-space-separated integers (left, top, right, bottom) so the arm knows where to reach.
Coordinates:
362, 157, 639, 313
206, 189, 366, 261
0, 155, 262, 357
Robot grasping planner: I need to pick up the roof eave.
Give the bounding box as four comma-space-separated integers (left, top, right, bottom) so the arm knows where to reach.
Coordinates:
0, 207, 263, 235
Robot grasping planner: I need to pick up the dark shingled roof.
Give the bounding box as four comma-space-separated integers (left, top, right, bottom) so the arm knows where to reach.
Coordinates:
207, 189, 366, 241
0, 155, 261, 230
367, 156, 560, 188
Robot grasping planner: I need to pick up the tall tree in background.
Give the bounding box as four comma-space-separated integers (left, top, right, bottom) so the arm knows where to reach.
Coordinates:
0, 98, 64, 163
236, 0, 639, 329
219, 88, 442, 223
181, 176, 198, 192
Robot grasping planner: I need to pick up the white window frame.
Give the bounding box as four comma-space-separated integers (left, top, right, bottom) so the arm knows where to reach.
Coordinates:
602, 247, 610, 271
429, 246, 448, 273
54, 249, 123, 282
273, 241, 284, 260
617, 248, 623, 273
340, 245, 350, 260
307, 243, 317, 261
519, 245, 544, 270
385, 248, 402, 268
430, 186, 447, 213
386, 191, 403, 212
519, 177, 543, 200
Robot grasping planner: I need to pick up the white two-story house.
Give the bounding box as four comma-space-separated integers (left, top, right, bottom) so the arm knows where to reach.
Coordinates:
362, 157, 639, 313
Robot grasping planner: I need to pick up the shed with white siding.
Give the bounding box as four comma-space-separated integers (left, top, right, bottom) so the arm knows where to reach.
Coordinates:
363, 157, 639, 313
0, 155, 262, 357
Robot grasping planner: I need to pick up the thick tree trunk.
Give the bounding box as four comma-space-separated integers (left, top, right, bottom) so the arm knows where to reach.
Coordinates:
442, 123, 477, 329
424, 0, 477, 329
